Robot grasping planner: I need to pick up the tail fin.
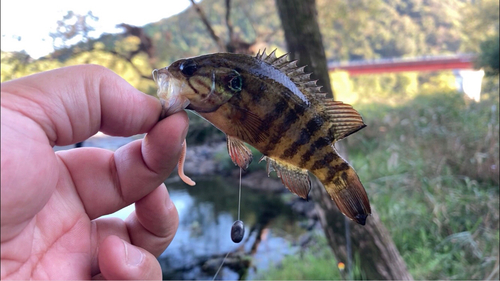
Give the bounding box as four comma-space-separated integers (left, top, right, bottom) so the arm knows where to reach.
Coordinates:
321, 163, 371, 225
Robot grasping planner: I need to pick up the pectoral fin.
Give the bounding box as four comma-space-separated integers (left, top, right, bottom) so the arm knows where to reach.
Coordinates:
228, 103, 269, 144
261, 156, 311, 200
227, 135, 253, 170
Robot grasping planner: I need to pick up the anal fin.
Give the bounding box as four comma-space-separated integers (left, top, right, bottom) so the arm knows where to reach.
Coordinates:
227, 135, 253, 170
261, 156, 311, 200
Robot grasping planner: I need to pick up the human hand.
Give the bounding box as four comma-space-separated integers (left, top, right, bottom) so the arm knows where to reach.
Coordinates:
1, 65, 188, 279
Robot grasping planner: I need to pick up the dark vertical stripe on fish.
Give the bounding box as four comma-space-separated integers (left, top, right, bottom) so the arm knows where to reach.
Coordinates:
259, 98, 287, 132
281, 128, 310, 159
310, 151, 337, 171
306, 116, 324, 135
264, 106, 299, 153
326, 162, 350, 182
251, 83, 265, 104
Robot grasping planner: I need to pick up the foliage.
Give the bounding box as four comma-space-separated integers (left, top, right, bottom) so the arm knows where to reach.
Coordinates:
49, 11, 99, 51
476, 33, 500, 76
459, 0, 500, 53
316, 0, 499, 61
345, 91, 499, 279
331, 70, 457, 105
1, 51, 63, 82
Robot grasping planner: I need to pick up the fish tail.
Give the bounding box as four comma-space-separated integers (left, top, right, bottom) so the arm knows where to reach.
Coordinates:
319, 162, 371, 225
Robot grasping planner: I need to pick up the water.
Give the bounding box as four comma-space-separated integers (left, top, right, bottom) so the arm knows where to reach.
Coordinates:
160, 176, 309, 280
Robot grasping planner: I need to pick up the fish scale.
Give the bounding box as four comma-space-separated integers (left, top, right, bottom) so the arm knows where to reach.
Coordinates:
154, 49, 371, 225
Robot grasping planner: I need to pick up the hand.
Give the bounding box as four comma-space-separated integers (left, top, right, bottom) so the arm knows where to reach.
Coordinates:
1, 65, 188, 280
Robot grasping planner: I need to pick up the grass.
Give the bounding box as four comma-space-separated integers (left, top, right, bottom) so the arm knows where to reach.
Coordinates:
257, 233, 344, 280
345, 90, 499, 279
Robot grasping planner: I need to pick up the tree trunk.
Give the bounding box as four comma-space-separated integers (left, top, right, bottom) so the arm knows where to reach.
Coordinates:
275, 0, 413, 279
275, 0, 333, 98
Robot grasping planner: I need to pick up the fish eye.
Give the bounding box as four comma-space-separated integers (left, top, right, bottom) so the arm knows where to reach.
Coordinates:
228, 71, 242, 92
180, 59, 197, 76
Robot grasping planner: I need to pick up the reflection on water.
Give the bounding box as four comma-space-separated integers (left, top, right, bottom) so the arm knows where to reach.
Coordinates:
160, 176, 308, 280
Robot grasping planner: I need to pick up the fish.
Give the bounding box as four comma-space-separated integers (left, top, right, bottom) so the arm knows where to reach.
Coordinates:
153, 50, 371, 225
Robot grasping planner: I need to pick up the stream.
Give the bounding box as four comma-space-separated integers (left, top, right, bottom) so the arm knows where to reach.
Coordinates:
158, 176, 310, 280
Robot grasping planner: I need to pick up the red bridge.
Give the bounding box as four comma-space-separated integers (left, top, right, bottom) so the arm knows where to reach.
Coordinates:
328, 54, 477, 75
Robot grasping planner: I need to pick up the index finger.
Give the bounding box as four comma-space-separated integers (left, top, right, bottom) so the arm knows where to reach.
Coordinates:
1, 64, 161, 146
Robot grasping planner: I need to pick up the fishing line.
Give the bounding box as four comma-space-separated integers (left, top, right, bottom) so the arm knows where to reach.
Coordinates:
212, 252, 230, 281
238, 167, 242, 221
212, 168, 244, 280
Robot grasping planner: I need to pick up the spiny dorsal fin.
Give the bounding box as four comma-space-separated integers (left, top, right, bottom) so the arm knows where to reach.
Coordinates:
323, 99, 367, 141
260, 156, 311, 199
256, 49, 326, 101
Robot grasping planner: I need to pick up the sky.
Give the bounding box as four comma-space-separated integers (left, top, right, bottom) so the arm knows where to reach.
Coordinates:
1, 0, 194, 59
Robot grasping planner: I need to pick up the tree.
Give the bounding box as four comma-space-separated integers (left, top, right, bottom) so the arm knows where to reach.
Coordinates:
275, 0, 413, 279
49, 11, 99, 52
476, 33, 500, 76
188, 0, 279, 54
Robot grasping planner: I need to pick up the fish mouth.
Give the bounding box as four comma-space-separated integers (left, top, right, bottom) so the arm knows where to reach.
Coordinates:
153, 68, 191, 117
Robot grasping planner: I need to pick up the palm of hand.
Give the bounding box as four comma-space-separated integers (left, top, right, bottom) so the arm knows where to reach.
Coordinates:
1, 65, 188, 279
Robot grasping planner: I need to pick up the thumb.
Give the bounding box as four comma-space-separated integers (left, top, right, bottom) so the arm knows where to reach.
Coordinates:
97, 235, 162, 280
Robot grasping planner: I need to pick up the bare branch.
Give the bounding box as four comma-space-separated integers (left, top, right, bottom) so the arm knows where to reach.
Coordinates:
240, 1, 258, 41
225, 0, 234, 42
117, 23, 155, 59
107, 50, 153, 80
189, 0, 226, 51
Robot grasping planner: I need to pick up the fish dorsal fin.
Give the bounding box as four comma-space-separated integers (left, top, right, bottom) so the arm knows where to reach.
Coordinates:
260, 156, 311, 200
256, 49, 326, 100
227, 135, 253, 170
323, 99, 366, 141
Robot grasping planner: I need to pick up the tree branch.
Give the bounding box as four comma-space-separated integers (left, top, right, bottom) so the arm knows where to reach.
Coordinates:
189, 0, 226, 51
107, 50, 153, 80
225, 0, 234, 42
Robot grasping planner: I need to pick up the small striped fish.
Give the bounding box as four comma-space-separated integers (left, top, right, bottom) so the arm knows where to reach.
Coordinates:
153, 50, 371, 225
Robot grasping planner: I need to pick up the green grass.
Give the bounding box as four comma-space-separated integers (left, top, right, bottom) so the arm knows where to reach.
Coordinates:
257, 233, 344, 280
345, 91, 499, 279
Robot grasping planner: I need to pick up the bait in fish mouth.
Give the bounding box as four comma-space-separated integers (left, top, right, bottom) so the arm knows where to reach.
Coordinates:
154, 49, 371, 225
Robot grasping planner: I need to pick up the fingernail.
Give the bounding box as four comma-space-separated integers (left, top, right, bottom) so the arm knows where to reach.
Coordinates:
122, 240, 144, 266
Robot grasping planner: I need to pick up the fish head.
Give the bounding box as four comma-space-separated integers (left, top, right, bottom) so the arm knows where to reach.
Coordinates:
154, 56, 242, 116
